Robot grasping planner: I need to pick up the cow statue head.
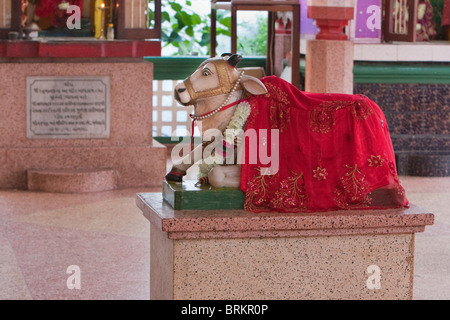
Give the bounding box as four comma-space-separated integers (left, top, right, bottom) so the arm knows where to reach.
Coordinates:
174, 53, 267, 134
166, 54, 267, 188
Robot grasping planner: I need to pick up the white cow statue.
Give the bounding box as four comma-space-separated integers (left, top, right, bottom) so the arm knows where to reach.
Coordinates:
165, 54, 409, 213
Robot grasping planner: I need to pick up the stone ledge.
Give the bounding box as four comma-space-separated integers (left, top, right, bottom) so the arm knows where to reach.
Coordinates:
136, 193, 434, 240
0, 40, 161, 59
300, 39, 450, 63
27, 168, 117, 193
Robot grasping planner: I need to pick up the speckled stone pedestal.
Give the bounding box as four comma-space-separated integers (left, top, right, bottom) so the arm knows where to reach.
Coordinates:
136, 193, 434, 300
0, 60, 166, 190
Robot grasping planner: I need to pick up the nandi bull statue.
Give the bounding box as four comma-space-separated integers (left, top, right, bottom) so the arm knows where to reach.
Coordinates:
166, 54, 409, 213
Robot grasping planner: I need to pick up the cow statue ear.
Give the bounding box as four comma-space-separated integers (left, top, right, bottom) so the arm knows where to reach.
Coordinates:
240, 74, 268, 96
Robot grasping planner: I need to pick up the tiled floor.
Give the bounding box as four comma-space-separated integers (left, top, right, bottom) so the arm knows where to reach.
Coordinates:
0, 187, 159, 300
0, 176, 448, 300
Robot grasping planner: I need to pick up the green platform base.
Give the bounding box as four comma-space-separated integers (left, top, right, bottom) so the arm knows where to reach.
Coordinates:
162, 180, 245, 210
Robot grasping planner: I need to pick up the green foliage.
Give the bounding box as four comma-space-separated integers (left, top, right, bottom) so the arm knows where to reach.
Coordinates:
160, 0, 267, 56
430, 0, 445, 38
237, 16, 268, 56
161, 0, 231, 56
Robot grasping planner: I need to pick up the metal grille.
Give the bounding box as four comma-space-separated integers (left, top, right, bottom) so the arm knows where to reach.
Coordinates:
152, 80, 198, 138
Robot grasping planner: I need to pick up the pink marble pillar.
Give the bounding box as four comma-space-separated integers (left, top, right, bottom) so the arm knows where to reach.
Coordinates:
305, 40, 354, 94
305, 0, 356, 94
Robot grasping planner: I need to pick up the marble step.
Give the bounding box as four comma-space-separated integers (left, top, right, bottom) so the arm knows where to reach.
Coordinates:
27, 168, 117, 193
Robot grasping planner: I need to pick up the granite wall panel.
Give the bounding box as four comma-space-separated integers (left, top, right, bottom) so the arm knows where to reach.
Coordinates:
355, 83, 449, 176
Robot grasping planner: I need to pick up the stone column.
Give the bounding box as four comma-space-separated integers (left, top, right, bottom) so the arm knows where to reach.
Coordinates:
274, 13, 293, 77
305, 0, 356, 94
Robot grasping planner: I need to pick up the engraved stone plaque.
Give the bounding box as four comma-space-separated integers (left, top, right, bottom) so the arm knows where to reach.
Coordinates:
27, 76, 110, 139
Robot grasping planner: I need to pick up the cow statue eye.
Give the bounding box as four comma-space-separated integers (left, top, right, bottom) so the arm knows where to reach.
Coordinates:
202, 70, 211, 77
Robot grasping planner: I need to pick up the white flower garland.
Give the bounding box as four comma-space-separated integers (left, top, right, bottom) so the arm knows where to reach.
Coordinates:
198, 101, 251, 179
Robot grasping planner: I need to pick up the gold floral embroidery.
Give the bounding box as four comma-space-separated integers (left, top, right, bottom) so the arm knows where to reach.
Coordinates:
265, 82, 290, 106
265, 82, 291, 133
310, 106, 335, 134
334, 164, 371, 209
244, 168, 272, 211
270, 170, 307, 210
351, 98, 373, 121
310, 98, 373, 134
244, 168, 308, 211
367, 155, 384, 168
313, 166, 328, 181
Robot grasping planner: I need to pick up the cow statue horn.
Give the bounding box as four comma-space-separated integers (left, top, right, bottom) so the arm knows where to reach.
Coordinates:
226, 54, 242, 68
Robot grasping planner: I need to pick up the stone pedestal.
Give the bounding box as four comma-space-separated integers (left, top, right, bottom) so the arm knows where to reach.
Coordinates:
0, 60, 166, 191
136, 193, 434, 300
305, 40, 354, 94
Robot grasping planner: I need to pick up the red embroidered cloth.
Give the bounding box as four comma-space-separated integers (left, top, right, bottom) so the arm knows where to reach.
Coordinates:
240, 76, 409, 213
